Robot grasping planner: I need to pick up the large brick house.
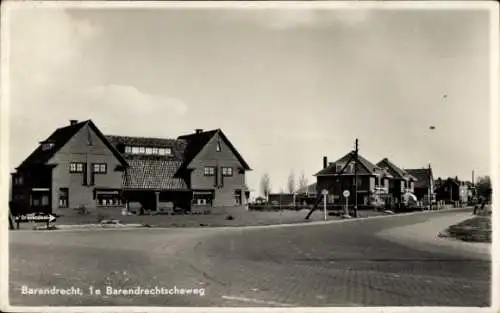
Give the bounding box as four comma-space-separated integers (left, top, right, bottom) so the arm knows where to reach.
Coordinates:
10, 120, 251, 215
314, 152, 393, 207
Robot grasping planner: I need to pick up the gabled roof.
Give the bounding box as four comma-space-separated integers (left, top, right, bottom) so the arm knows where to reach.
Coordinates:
17, 120, 128, 169
177, 129, 251, 172
405, 168, 433, 188
123, 159, 188, 191
377, 158, 416, 181
314, 151, 380, 176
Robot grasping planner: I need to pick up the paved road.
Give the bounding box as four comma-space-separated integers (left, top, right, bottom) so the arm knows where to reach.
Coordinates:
9, 209, 490, 307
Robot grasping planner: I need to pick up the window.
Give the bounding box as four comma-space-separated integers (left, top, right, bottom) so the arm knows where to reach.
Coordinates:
59, 188, 68, 208
197, 198, 207, 205
125, 146, 132, 153
70, 162, 84, 173
204, 167, 215, 176
152, 147, 159, 155
216, 142, 221, 152
139, 147, 146, 154
158, 148, 172, 156
146, 147, 153, 154
14, 176, 23, 185
41, 142, 54, 151
96, 192, 122, 206
336, 164, 343, 173
222, 167, 233, 176
131, 146, 140, 154
92, 163, 107, 174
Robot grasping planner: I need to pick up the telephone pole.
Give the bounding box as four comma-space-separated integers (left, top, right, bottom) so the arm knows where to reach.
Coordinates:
354, 138, 358, 217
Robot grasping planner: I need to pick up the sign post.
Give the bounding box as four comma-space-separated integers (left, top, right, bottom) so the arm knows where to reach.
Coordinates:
343, 190, 350, 217
14, 214, 57, 229
321, 189, 328, 221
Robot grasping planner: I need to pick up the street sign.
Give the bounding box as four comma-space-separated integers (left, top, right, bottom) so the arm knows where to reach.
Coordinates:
343, 190, 350, 198
15, 214, 56, 223
321, 189, 329, 195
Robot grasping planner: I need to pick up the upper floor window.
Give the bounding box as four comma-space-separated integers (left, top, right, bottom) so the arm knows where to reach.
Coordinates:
336, 164, 343, 173
158, 148, 172, 156
92, 163, 107, 174
216, 142, 221, 152
204, 167, 215, 176
14, 176, 23, 185
70, 162, 85, 173
41, 142, 55, 151
126, 146, 172, 156
222, 167, 233, 176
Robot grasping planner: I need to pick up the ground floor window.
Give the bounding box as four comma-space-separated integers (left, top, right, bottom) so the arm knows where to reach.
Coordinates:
95, 190, 122, 206
59, 188, 68, 208
31, 192, 50, 207
192, 193, 213, 206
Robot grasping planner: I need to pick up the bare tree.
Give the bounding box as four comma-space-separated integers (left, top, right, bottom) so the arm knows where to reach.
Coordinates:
260, 173, 272, 200
287, 171, 296, 194
298, 171, 308, 191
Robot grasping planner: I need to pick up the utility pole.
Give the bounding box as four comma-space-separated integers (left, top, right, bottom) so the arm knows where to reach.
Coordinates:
354, 139, 359, 217
428, 163, 433, 210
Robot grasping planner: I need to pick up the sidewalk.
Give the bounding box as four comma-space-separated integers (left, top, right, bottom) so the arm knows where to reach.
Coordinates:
376, 212, 491, 259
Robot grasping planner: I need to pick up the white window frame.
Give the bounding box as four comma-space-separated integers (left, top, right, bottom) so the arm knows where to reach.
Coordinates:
131, 147, 140, 154
222, 167, 233, 176
138, 147, 146, 154
146, 147, 153, 154
204, 167, 215, 176
152, 147, 159, 154
125, 146, 132, 153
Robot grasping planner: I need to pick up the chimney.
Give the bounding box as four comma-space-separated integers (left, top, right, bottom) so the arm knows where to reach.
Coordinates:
70, 120, 78, 126
195, 128, 203, 134
323, 156, 328, 169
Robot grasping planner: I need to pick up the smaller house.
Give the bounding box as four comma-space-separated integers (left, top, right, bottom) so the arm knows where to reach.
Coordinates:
296, 183, 318, 205
267, 193, 295, 206
435, 177, 470, 204
377, 158, 417, 205
405, 167, 435, 204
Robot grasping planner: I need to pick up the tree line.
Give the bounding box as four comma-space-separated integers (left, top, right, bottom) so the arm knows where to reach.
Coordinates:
259, 170, 309, 200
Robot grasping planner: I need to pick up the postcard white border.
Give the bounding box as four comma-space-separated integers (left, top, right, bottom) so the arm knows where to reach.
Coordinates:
1, 1, 498, 313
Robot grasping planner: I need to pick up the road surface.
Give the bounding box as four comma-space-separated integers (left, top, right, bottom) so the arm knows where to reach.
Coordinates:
9, 208, 490, 307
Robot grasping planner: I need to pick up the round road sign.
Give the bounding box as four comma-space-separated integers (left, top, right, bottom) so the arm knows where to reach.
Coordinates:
343, 190, 350, 198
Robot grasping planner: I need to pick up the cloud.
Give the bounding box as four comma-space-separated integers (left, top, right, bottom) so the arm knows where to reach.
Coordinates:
223, 8, 372, 30
84, 85, 188, 117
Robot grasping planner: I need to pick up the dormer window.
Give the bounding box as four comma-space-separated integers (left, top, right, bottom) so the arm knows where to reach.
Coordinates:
336, 164, 343, 173
41, 142, 55, 151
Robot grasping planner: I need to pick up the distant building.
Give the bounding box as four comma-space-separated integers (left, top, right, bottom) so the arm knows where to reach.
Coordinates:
405, 167, 435, 204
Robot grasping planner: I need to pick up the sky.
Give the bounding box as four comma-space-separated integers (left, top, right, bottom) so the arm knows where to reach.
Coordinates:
6, 4, 493, 196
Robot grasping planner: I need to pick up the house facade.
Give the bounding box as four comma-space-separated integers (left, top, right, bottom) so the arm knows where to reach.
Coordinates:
434, 177, 470, 204
376, 158, 416, 205
10, 120, 251, 216
405, 167, 435, 204
314, 152, 393, 208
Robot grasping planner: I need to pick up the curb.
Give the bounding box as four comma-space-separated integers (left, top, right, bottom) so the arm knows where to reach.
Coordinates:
13, 207, 471, 232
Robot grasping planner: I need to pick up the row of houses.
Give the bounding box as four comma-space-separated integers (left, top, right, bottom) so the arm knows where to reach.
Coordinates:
10, 120, 477, 216
10, 120, 252, 216
270, 151, 475, 209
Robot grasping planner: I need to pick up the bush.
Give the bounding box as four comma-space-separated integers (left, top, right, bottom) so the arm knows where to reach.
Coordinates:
74, 205, 90, 215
